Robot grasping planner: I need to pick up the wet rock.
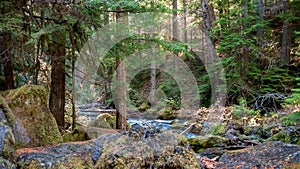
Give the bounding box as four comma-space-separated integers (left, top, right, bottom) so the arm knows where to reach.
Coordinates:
200, 147, 224, 159
2, 85, 62, 147
188, 135, 228, 152
15, 140, 94, 168
82, 126, 121, 139
93, 126, 199, 168
217, 141, 300, 168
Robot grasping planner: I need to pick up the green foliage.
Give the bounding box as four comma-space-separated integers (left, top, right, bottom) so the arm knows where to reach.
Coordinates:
211, 123, 225, 135
280, 112, 300, 126
230, 98, 260, 117
285, 78, 300, 105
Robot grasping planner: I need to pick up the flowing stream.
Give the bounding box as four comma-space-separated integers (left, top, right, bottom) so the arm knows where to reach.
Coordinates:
77, 111, 199, 138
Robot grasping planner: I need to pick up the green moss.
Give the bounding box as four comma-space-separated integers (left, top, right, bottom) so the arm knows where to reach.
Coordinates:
89, 113, 116, 128
268, 130, 291, 143
211, 123, 226, 135
17, 159, 41, 169
62, 127, 89, 142
1, 127, 15, 161
0, 95, 16, 127
0, 157, 16, 169
89, 113, 130, 129
53, 157, 93, 169
138, 102, 150, 111
188, 135, 228, 151
158, 107, 178, 120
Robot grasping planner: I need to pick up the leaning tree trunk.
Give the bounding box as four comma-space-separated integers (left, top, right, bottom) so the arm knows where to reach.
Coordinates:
49, 30, 66, 128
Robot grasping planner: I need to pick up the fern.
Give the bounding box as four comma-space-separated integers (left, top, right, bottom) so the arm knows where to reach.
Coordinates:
285, 78, 300, 105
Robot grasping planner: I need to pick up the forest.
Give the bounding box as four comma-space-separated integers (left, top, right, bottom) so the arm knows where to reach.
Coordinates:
0, 0, 300, 168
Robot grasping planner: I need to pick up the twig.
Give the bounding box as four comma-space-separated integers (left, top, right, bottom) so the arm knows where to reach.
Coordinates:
180, 122, 196, 135
139, 118, 152, 129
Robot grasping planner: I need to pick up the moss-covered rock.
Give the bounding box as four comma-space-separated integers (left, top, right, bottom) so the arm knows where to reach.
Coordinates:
62, 127, 90, 142
188, 135, 228, 152
93, 127, 200, 168
82, 126, 121, 139
89, 113, 130, 131
89, 113, 116, 128
15, 140, 94, 169
3, 85, 62, 148
267, 127, 299, 144
138, 102, 150, 111
0, 157, 16, 169
0, 122, 15, 161
0, 97, 15, 161
157, 107, 178, 120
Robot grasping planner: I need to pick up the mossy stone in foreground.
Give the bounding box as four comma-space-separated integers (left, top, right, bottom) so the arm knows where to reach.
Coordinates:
93, 129, 199, 168
188, 135, 228, 152
4, 85, 62, 147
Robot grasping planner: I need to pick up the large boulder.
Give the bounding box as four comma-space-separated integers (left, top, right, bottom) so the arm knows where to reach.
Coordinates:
217, 141, 300, 168
92, 125, 200, 168
2, 85, 62, 148
14, 140, 94, 168
0, 109, 15, 162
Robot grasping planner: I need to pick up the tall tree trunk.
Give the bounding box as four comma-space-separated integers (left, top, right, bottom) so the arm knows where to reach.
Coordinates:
172, 0, 179, 71
256, 0, 264, 46
202, 0, 212, 34
68, 23, 78, 130
241, 0, 249, 77
2, 33, 14, 90
49, 31, 66, 128
183, 0, 187, 43
172, 0, 178, 40
281, 0, 291, 65
115, 8, 127, 130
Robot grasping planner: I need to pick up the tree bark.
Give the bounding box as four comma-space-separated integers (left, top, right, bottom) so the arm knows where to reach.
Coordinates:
172, 0, 179, 71
256, 0, 264, 46
49, 30, 66, 128
281, 0, 291, 65
115, 8, 127, 130
183, 0, 187, 43
2, 33, 14, 90
241, 0, 249, 77
149, 44, 156, 106
202, 0, 212, 34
